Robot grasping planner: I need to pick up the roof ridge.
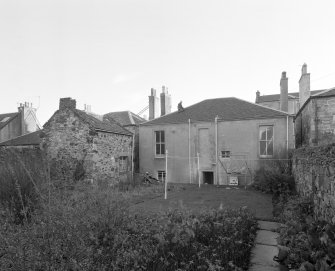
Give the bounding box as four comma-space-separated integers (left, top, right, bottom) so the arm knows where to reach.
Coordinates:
312, 87, 335, 97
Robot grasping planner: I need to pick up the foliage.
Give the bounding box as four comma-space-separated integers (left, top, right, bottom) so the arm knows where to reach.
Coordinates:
0, 148, 46, 224
277, 196, 335, 270
253, 157, 295, 197
0, 183, 257, 271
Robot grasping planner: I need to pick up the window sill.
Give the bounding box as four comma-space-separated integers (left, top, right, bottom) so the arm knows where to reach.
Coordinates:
155, 155, 166, 159
259, 155, 274, 159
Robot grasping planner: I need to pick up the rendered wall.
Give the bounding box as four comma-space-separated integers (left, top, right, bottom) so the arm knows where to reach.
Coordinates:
139, 117, 294, 185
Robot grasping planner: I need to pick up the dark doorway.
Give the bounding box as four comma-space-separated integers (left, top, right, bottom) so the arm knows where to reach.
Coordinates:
203, 171, 214, 184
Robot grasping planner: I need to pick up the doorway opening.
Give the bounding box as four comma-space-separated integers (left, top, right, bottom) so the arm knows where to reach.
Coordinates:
203, 171, 214, 184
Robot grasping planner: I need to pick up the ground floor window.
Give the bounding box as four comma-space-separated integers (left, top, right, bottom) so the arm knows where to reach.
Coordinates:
157, 170, 166, 182
259, 125, 274, 157
119, 156, 128, 172
221, 150, 231, 158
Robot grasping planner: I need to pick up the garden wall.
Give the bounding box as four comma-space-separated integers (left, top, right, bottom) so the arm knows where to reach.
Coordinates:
292, 144, 335, 223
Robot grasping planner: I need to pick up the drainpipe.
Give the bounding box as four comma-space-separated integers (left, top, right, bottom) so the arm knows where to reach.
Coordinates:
188, 119, 191, 184
286, 115, 289, 158
314, 100, 318, 145
215, 116, 218, 185
131, 133, 135, 180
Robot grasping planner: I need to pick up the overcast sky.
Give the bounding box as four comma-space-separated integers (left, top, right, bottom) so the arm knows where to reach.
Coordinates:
1, 0, 335, 125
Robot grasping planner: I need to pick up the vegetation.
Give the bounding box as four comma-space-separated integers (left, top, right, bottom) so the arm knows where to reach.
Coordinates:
277, 196, 335, 270
0, 151, 257, 271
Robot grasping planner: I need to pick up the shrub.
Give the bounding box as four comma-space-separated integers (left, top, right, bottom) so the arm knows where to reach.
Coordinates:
253, 158, 295, 197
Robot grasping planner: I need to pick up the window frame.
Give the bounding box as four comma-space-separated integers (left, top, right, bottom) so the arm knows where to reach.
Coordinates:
154, 130, 166, 157
259, 125, 274, 158
157, 170, 166, 182
119, 156, 128, 172
221, 150, 231, 159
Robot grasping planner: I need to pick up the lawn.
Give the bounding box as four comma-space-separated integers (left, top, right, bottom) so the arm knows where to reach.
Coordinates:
130, 184, 274, 220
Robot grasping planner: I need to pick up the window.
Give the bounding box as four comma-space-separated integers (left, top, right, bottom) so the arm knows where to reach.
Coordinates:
155, 131, 165, 156
259, 126, 274, 157
221, 150, 231, 158
158, 170, 166, 182
119, 156, 128, 172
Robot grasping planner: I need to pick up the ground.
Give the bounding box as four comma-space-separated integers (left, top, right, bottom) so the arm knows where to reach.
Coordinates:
130, 184, 273, 220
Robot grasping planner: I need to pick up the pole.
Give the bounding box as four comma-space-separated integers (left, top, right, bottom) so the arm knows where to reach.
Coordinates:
188, 119, 191, 184
165, 149, 168, 200
131, 133, 135, 183
197, 152, 200, 188
215, 116, 218, 185
286, 115, 289, 158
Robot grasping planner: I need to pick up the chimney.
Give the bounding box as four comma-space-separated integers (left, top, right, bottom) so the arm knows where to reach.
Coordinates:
17, 101, 37, 135
280, 71, 288, 112
255, 90, 260, 103
160, 85, 172, 116
299, 63, 310, 107
59, 97, 76, 110
148, 88, 159, 120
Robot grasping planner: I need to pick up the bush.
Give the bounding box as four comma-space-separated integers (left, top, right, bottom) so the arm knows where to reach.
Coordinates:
253, 159, 295, 197
277, 196, 335, 270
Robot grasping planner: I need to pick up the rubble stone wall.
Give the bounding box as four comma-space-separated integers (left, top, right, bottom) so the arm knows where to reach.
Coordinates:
293, 144, 335, 223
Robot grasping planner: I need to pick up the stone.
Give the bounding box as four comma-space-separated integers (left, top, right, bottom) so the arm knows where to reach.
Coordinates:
255, 230, 279, 246
258, 221, 281, 232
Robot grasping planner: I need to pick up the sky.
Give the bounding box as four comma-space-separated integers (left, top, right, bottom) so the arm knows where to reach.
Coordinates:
1, 0, 335, 125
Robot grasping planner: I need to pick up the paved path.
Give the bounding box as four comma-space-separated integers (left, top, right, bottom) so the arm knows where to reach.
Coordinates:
130, 185, 273, 220
249, 221, 288, 271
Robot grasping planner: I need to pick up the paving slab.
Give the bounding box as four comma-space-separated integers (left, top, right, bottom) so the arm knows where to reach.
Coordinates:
255, 230, 279, 246
258, 220, 281, 231
249, 264, 288, 271
250, 244, 279, 267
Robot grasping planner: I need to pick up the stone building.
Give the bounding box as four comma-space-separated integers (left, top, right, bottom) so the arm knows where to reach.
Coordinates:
42, 97, 133, 184
103, 111, 145, 172
255, 64, 324, 115
0, 102, 40, 143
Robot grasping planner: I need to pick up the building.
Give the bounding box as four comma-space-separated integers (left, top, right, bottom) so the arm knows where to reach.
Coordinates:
0, 130, 42, 148
42, 97, 133, 184
255, 64, 324, 115
139, 97, 294, 185
103, 111, 145, 172
0, 102, 40, 143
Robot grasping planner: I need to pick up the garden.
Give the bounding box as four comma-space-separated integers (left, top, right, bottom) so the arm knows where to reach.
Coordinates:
0, 149, 258, 271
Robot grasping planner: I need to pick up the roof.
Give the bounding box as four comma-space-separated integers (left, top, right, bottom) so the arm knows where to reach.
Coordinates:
44, 108, 133, 136
103, 111, 145, 126
0, 130, 41, 146
312, 87, 335, 97
141, 97, 291, 126
257, 90, 324, 103
0, 112, 19, 130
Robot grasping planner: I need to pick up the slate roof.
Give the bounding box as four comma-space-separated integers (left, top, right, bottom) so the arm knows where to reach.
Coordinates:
73, 110, 133, 135
312, 87, 335, 97
0, 112, 19, 130
141, 97, 291, 126
103, 111, 145, 126
0, 130, 41, 146
257, 90, 324, 103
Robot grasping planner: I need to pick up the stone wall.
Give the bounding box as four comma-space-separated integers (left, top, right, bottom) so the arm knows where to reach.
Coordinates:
43, 108, 132, 184
295, 96, 335, 148
292, 144, 335, 223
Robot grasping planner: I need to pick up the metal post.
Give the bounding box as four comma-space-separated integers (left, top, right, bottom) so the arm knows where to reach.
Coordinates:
165, 149, 168, 200
215, 116, 218, 185
197, 152, 200, 188
188, 119, 191, 184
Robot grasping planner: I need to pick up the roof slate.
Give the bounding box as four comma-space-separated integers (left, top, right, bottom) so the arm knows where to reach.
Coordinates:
142, 97, 290, 126
0, 112, 19, 130
103, 111, 145, 126
0, 130, 41, 146
73, 109, 133, 135
312, 87, 335, 97
257, 90, 324, 103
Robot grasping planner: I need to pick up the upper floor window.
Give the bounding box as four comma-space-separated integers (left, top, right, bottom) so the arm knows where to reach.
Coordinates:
155, 130, 165, 156
259, 126, 274, 157
221, 150, 231, 158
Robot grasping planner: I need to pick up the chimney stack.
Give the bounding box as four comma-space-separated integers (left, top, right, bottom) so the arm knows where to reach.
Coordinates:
160, 85, 172, 116
255, 90, 260, 103
280, 71, 288, 112
299, 63, 310, 107
148, 88, 159, 120
59, 97, 76, 110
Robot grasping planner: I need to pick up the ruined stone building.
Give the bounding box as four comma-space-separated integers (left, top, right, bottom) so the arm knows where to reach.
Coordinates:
0, 102, 40, 143
41, 97, 133, 184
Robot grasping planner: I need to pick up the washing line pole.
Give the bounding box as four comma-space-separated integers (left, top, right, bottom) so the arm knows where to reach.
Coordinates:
197, 152, 200, 188
188, 119, 191, 184
164, 149, 168, 200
